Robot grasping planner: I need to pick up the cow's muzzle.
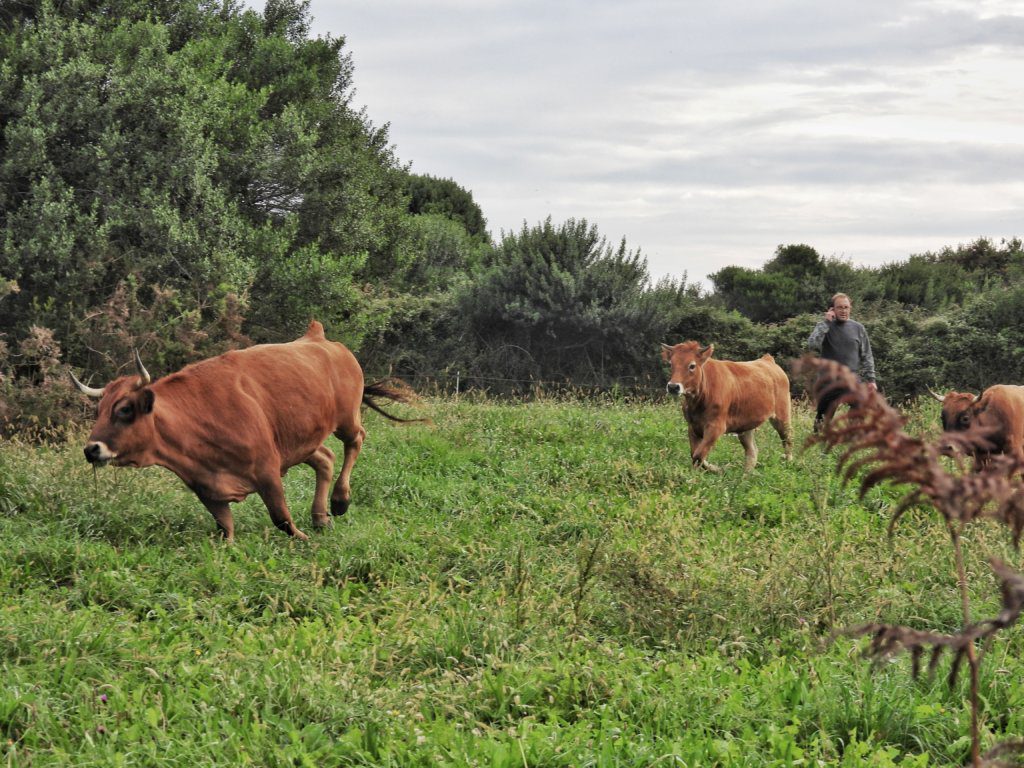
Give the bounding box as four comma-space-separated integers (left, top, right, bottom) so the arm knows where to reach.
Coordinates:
666, 382, 683, 396
84, 441, 116, 465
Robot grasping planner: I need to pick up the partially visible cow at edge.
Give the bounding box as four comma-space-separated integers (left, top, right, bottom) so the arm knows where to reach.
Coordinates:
661, 341, 792, 471
71, 320, 421, 541
928, 384, 1024, 468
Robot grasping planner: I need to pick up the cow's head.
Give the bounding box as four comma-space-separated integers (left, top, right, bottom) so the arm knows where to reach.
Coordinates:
927, 386, 978, 432
927, 386, 985, 457
661, 341, 714, 397
71, 350, 157, 467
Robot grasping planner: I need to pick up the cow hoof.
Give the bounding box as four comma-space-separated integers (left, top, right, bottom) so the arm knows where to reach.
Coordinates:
701, 462, 722, 473
311, 514, 333, 530
293, 528, 310, 542
330, 498, 349, 517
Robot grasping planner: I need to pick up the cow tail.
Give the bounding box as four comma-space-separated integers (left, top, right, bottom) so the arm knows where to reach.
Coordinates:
362, 379, 430, 424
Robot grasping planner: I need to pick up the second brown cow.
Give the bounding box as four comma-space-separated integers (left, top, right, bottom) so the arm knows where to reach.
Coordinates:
928, 384, 1024, 468
662, 341, 792, 471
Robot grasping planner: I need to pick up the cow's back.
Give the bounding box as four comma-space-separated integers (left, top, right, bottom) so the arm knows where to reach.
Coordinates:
978, 385, 1024, 454
707, 355, 789, 430
155, 328, 362, 462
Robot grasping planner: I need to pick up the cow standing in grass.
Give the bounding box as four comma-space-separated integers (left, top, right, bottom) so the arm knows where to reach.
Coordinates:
661, 341, 792, 471
928, 384, 1024, 469
71, 320, 420, 541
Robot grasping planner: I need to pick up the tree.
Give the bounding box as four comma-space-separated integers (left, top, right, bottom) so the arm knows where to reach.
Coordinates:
396, 214, 491, 293
459, 218, 660, 387
0, 0, 410, 375
405, 174, 488, 241
764, 243, 822, 276
710, 244, 827, 323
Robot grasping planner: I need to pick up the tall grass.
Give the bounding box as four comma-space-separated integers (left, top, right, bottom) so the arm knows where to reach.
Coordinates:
2, 395, 1022, 766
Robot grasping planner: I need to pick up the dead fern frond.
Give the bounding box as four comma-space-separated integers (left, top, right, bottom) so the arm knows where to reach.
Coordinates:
979, 739, 1024, 767
982, 558, 1024, 633
840, 559, 1024, 687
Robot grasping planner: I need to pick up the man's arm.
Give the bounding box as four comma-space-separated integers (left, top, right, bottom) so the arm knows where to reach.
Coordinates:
859, 325, 876, 383
807, 320, 830, 353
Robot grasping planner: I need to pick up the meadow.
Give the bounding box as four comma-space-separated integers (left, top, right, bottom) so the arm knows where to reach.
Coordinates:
2, 395, 1023, 767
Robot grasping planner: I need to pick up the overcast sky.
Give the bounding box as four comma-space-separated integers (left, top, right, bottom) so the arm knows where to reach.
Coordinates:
271, 0, 1024, 286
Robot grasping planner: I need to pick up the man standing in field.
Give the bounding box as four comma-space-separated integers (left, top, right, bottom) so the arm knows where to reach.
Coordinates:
807, 292, 877, 431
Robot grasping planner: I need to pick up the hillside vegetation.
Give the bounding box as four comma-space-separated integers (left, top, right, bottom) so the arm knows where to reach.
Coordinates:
1, 1, 1023, 435
3, 397, 1023, 766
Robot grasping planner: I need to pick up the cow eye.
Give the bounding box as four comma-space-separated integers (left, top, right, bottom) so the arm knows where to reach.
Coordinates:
688, 362, 697, 371
116, 404, 134, 420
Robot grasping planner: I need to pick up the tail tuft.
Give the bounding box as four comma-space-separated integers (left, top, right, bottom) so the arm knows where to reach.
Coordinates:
362, 379, 431, 424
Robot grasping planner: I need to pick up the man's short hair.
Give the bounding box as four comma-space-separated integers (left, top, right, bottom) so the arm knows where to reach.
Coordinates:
830, 292, 851, 307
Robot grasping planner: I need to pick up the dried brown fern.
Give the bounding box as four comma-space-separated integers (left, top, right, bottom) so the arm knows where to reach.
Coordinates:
979, 739, 1024, 767
795, 357, 1024, 767
842, 558, 1024, 685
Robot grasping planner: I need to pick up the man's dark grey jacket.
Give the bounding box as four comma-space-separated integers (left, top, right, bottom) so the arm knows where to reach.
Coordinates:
807, 319, 876, 383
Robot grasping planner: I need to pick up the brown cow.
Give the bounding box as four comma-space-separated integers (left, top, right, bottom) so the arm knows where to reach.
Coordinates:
70, 321, 419, 541
928, 384, 1024, 467
662, 341, 792, 471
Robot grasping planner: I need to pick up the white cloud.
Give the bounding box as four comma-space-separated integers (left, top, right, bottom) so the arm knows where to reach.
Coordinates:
245, 0, 1024, 286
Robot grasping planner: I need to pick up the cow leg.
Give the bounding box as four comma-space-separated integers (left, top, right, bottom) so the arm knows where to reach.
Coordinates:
304, 444, 335, 530
330, 425, 366, 516
770, 417, 793, 460
687, 425, 701, 462
738, 430, 758, 471
1007, 435, 1024, 466
256, 477, 309, 541
692, 422, 725, 473
200, 499, 235, 542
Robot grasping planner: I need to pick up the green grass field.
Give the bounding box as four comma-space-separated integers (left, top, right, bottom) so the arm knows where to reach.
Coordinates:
2, 396, 1023, 766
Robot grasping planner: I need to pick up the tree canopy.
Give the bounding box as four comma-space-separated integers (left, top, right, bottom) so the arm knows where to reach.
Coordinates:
0, 0, 407, 369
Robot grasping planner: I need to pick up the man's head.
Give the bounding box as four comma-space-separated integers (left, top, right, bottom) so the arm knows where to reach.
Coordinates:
830, 293, 852, 323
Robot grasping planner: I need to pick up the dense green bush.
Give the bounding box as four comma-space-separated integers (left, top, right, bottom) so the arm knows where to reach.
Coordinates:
454, 218, 669, 391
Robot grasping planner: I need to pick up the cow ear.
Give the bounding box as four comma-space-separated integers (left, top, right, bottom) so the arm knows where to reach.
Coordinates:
660, 343, 673, 362
699, 344, 715, 362
140, 388, 155, 415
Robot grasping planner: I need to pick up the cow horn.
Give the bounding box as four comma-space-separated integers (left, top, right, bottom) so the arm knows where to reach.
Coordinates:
925, 386, 945, 403
69, 370, 105, 398
133, 348, 151, 386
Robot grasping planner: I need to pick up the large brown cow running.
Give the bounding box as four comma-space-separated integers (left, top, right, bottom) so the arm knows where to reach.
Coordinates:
928, 384, 1024, 468
662, 341, 792, 471
71, 320, 419, 541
